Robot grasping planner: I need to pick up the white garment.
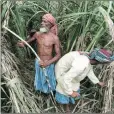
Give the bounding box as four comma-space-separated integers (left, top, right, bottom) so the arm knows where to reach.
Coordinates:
55, 51, 100, 96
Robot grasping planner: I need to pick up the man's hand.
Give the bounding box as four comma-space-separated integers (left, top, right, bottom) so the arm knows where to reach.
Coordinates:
70, 91, 80, 98
17, 41, 25, 47
39, 60, 50, 67
98, 82, 105, 87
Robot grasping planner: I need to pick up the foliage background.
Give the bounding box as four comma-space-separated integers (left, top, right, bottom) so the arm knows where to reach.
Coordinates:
1, 0, 114, 113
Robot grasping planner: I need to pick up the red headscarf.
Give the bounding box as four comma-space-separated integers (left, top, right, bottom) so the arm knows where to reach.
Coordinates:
42, 13, 58, 36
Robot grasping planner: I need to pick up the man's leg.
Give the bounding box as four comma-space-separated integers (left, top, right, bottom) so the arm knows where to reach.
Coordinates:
55, 91, 71, 112
66, 104, 70, 113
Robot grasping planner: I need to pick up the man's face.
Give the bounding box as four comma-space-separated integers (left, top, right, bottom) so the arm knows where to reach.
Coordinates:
40, 18, 52, 33
41, 18, 52, 29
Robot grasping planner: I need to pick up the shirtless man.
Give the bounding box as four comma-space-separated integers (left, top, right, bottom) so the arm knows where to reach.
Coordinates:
17, 13, 61, 93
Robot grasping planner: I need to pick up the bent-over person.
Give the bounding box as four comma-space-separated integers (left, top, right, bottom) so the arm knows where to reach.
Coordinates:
55, 48, 114, 112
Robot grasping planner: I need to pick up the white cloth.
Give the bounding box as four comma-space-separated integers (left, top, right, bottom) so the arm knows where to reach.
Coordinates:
55, 51, 100, 96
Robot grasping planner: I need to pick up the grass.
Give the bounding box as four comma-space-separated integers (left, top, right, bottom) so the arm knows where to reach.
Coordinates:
1, 0, 114, 113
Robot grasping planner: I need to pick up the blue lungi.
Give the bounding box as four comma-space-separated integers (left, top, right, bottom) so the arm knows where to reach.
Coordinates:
34, 59, 56, 93
55, 89, 80, 104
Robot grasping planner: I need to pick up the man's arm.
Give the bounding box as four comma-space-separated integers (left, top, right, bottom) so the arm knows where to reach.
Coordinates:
49, 37, 61, 63
17, 32, 37, 47
87, 66, 104, 87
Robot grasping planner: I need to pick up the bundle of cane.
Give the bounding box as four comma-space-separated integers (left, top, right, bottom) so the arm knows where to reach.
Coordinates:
1, 36, 41, 113
101, 62, 114, 113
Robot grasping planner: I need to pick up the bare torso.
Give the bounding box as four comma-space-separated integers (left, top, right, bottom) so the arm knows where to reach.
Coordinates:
36, 32, 55, 61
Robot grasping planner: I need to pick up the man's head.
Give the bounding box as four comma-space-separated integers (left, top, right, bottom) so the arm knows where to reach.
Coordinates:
40, 18, 51, 33
40, 13, 58, 35
87, 48, 114, 65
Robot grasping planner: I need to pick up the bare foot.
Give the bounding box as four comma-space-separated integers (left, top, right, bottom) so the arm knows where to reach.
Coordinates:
65, 110, 71, 113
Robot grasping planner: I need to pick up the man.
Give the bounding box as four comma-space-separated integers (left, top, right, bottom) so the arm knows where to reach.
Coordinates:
17, 13, 61, 93
55, 48, 114, 112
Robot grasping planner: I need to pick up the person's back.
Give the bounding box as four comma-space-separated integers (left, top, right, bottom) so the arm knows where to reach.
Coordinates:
55, 51, 90, 80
